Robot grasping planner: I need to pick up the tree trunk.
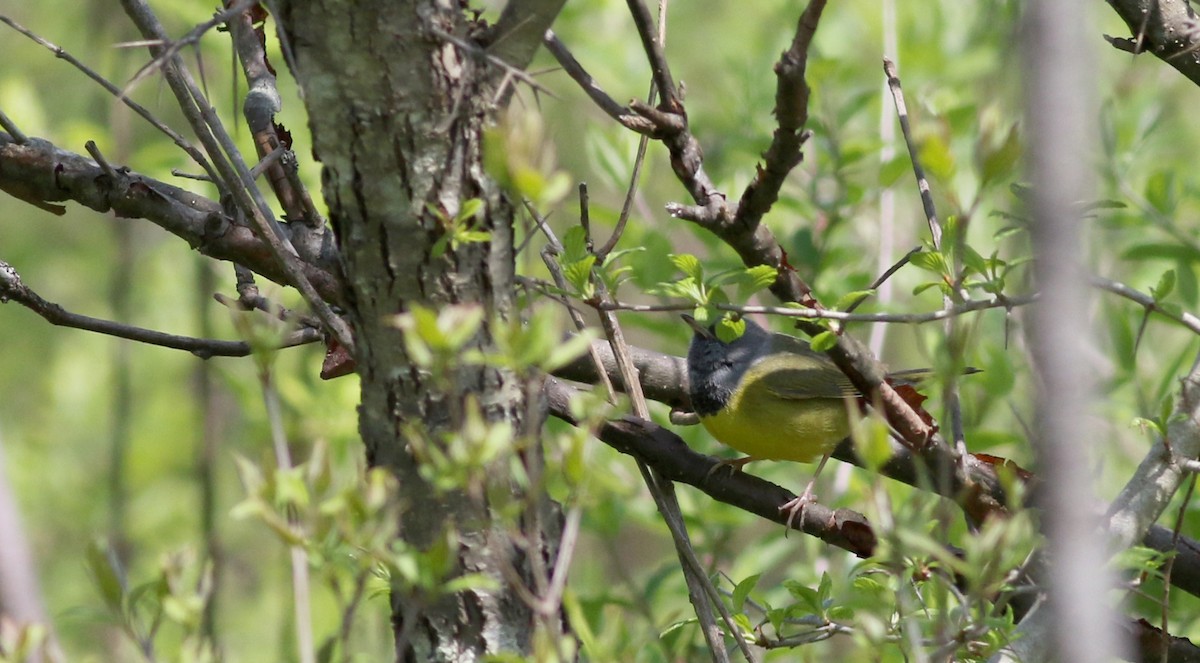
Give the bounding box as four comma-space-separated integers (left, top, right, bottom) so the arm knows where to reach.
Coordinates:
277, 2, 561, 659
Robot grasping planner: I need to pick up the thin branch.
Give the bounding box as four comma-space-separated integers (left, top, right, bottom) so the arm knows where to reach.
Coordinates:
0, 107, 27, 144
84, 140, 119, 181
0, 133, 343, 302
119, 0, 260, 95
1092, 275, 1200, 336
541, 31, 654, 134
0, 259, 320, 358
592, 294, 1036, 324
883, 58, 942, 249
732, 0, 826, 231
254, 364, 316, 663
0, 14, 219, 183
844, 245, 922, 314
484, 0, 569, 73
624, 0, 678, 109
429, 27, 554, 98
225, 2, 324, 237
574, 184, 748, 662
119, 0, 354, 354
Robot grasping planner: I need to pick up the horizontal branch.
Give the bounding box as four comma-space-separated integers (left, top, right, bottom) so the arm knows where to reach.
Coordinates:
545, 377, 878, 555
550, 340, 1200, 601
594, 294, 1036, 324
0, 132, 343, 304
0, 260, 320, 357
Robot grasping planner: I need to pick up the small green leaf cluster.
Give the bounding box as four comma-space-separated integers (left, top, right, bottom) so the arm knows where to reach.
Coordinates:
86, 541, 217, 663
553, 227, 642, 301
910, 214, 1028, 300
714, 493, 1039, 660
653, 254, 776, 328
428, 198, 492, 259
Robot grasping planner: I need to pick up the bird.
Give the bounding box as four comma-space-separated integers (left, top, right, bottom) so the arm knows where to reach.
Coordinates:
684, 314, 923, 529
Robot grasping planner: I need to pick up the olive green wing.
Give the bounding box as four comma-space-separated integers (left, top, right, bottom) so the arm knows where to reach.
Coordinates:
757, 333, 858, 400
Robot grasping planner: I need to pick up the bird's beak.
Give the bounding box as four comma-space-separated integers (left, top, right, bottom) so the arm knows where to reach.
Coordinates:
681, 314, 714, 340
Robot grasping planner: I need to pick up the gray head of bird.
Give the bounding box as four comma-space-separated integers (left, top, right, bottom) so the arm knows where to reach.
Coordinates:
683, 315, 772, 417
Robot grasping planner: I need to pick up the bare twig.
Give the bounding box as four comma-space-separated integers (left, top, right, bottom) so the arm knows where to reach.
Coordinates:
732, 0, 825, 231
844, 245, 922, 314
582, 294, 1037, 324
0, 259, 320, 357
0, 133, 343, 302
119, 0, 354, 354
84, 140, 119, 181
254, 363, 316, 663
883, 59, 942, 249
1092, 275, 1200, 336
429, 27, 553, 98
0, 14, 219, 183
542, 31, 654, 134
624, 0, 678, 109
0, 107, 27, 144
119, 0, 260, 95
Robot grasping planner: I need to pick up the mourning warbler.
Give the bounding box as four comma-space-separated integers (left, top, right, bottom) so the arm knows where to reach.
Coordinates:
685, 315, 862, 464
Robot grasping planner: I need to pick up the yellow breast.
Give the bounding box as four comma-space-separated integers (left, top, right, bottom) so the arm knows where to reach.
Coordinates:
698, 370, 854, 463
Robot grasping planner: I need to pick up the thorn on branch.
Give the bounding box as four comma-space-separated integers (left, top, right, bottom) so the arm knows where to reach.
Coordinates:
1104, 34, 1143, 54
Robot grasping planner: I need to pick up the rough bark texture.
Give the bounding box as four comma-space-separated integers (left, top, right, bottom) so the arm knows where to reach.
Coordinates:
277, 1, 556, 659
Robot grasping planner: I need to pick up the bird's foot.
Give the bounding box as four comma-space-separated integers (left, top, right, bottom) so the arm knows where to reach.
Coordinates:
705, 456, 756, 481
780, 483, 818, 537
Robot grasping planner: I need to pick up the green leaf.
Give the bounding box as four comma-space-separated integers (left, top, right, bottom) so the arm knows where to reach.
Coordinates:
731, 573, 761, 612
917, 133, 956, 183
978, 123, 1021, 186
1151, 269, 1176, 301
783, 580, 823, 615
86, 540, 125, 612
1145, 171, 1175, 214
810, 330, 837, 352
817, 572, 833, 603
912, 281, 944, 296
562, 255, 597, 297
909, 250, 950, 276
442, 572, 500, 594
562, 226, 590, 261
714, 315, 746, 343
1080, 199, 1127, 212
741, 265, 778, 291
960, 244, 990, 278
275, 467, 310, 508
834, 290, 875, 311
660, 618, 698, 639
453, 229, 491, 245
1130, 417, 1164, 437
669, 254, 703, 281
455, 198, 483, 223
1122, 243, 1200, 263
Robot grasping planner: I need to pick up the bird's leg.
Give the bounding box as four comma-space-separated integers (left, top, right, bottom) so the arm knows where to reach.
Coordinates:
705, 455, 757, 481
780, 452, 832, 535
